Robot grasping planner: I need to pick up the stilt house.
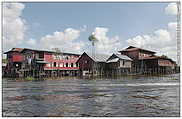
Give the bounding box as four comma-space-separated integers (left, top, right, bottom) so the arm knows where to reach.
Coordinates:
106, 54, 132, 76
119, 46, 176, 74
4, 48, 80, 78
76, 52, 110, 76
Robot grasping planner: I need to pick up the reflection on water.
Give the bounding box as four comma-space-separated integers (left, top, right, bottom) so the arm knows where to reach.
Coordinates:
2, 74, 180, 117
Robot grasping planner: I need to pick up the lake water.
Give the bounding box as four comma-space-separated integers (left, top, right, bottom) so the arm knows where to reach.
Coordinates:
2, 74, 180, 117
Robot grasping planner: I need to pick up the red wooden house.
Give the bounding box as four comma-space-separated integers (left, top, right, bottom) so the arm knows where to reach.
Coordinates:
119, 46, 176, 74
4, 48, 80, 78
76, 52, 110, 76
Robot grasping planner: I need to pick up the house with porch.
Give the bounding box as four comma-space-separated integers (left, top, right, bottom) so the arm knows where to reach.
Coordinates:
77, 52, 132, 76
76, 52, 110, 76
119, 46, 176, 74
4, 48, 80, 78
106, 53, 132, 76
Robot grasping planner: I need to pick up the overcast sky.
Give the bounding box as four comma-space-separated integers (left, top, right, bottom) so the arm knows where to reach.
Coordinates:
2, 2, 178, 60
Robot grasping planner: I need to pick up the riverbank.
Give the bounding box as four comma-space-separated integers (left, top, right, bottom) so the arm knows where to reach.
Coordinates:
3, 73, 180, 81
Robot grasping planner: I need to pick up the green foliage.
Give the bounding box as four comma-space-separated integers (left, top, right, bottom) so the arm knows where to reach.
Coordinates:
25, 76, 36, 81
170, 78, 178, 80
88, 35, 97, 41
2, 59, 7, 63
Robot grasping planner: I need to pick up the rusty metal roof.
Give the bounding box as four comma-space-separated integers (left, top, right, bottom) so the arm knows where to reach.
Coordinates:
4, 48, 80, 56
139, 55, 175, 63
12, 48, 24, 52
4, 48, 24, 54
119, 46, 156, 53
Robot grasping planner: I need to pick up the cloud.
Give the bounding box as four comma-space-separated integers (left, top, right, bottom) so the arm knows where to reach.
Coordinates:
91, 27, 122, 54
40, 28, 85, 53
26, 38, 36, 46
2, 3, 26, 51
80, 25, 87, 32
126, 22, 177, 60
165, 3, 178, 15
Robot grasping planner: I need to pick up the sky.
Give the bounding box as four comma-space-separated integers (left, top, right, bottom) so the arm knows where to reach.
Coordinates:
2, 2, 179, 61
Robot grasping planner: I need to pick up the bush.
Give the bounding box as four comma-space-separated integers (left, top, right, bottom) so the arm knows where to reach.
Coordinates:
25, 76, 36, 81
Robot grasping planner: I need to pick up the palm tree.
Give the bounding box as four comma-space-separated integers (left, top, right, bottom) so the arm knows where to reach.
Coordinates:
88, 33, 98, 46
88, 33, 98, 76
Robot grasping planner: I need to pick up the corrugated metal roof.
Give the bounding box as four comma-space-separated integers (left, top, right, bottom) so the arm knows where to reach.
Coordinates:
139, 55, 175, 63
36, 61, 49, 64
107, 58, 119, 63
4, 48, 80, 56
115, 54, 132, 61
12, 48, 24, 52
4, 48, 24, 54
85, 52, 110, 62
107, 53, 132, 63
22, 48, 80, 56
119, 46, 156, 53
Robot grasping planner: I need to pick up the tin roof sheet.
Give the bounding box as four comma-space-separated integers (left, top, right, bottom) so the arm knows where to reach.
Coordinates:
85, 52, 110, 62
107, 58, 119, 63
115, 54, 132, 61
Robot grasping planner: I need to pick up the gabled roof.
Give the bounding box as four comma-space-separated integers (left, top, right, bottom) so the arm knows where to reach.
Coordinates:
86, 52, 110, 62
107, 53, 132, 63
119, 46, 156, 54
107, 58, 119, 63
78, 52, 110, 62
126, 46, 136, 49
114, 54, 132, 61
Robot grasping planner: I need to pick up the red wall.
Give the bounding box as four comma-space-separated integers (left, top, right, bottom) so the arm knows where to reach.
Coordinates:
121, 51, 139, 60
9, 52, 24, 62
158, 59, 174, 66
77, 54, 94, 71
43, 52, 79, 70
6, 50, 80, 70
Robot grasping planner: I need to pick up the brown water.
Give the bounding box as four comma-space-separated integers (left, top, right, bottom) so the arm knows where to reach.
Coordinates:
2, 74, 180, 117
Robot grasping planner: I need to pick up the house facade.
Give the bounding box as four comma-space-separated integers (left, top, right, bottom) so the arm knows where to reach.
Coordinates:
119, 46, 176, 74
4, 48, 80, 78
106, 54, 132, 76
76, 52, 110, 76
77, 52, 132, 76
3, 46, 177, 78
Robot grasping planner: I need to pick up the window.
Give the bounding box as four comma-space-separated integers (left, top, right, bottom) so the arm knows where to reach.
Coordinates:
54, 62, 56, 67
123, 60, 125, 66
76, 63, 79, 67
66, 56, 69, 60
71, 63, 74, 67
39, 52, 44, 58
66, 63, 68, 67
